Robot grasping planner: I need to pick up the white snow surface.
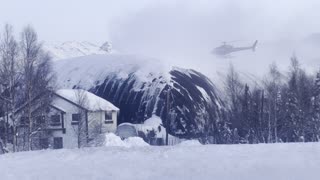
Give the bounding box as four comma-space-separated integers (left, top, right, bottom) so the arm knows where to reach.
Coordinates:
177, 140, 202, 146
1, 143, 320, 180
55, 89, 119, 111
44, 41, 112, 61
124, 137, 150, 147
54, 54, 171, 90
103, 133, 128, 147
91, 133, 149, 148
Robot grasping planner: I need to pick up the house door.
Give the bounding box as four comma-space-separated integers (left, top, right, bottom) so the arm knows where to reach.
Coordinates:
53, 137, 63, 149
40, 138, 49, 149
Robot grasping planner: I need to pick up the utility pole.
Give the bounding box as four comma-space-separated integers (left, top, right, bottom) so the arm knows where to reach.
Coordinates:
259, 90, 264, 142
166, 87, 171, 145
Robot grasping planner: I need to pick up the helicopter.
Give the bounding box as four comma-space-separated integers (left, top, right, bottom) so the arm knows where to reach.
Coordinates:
212, 40, 258, 56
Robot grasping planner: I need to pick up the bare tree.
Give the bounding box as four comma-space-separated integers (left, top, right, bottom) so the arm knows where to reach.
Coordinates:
0, 24, 20, 151
224, 63, 244, 129
72, 89, 89, 148
20, 25, 55, 150
263, 62, 282, 142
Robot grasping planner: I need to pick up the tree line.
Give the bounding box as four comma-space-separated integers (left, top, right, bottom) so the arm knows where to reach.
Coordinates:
216, 57, 320, 144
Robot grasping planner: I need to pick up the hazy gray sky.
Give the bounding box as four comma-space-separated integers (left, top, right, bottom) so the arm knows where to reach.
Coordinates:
1, 0, 319, 43
1, 0, 320, 76
0, 0, 152, 42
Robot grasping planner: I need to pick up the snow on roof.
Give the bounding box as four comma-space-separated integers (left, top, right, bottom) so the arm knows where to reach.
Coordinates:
55, 89, 119, 111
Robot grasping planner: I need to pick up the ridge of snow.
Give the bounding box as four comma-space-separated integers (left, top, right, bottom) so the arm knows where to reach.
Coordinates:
43, 41, 112, 61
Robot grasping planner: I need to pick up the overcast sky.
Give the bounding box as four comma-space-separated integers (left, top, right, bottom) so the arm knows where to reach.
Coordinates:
1, 0, 320, 76
0, 0, 153, 42
1, 0, 319, 42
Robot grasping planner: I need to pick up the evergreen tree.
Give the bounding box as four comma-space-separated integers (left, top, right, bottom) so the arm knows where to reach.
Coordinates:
310, 71, 320, 141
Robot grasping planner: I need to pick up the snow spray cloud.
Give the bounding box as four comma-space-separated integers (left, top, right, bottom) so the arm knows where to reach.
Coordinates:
109, 0, 320, 77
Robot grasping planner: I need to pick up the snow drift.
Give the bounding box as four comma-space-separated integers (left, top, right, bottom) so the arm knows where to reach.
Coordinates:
89, 133, 149, 147
1, 143, 320, 180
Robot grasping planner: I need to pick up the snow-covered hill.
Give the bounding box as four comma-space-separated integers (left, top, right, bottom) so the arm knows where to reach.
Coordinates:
1, 143, 319, 180
55, 54, 225, 138
43, 41, 112, 60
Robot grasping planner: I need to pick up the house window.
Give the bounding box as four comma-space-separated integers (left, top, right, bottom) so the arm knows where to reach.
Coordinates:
36, 116, 45, 124
40, 138, 49, 149
105, 111, 113, 124
53, 137, 63, 149
20, 116, 29, 125
105, 111, 112, 120
50, 115, 61, 126
71, 113, 81, 125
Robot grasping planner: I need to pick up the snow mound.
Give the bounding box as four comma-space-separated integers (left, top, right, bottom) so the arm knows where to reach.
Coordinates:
178, 140, 202, 146
143, 115, 162, 127
134, 115, 164, 138
134, 115, 183, 145
124, 137, 150, 147
93, 133, 149, 147
104, 133, 128, 147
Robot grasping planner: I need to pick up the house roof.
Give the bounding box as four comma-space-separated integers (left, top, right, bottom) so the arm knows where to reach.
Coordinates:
55, 89, 119, 112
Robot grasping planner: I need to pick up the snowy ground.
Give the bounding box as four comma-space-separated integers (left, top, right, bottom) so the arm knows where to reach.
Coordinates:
1, 143, 320, 180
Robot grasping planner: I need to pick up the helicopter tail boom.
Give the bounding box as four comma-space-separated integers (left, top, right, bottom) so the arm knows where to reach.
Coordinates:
252, 40, 258, 51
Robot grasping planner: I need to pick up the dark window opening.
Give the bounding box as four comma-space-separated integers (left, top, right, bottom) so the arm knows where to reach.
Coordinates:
40, 138, 49, 149
50, 115, 61, 126
36, 116, 46, 124
105, 111, 113, 124
20, 116, 29, 125
105, 120, 113, 124
53, 137, 63, 149
105, 111, 112, 120
71, 113, 81, 125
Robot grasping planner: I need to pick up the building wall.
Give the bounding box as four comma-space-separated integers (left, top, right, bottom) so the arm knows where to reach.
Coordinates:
51, 96, 118, 149
51, 97, 83, 149
88, 111, 118, 140
15, 94, 119, 150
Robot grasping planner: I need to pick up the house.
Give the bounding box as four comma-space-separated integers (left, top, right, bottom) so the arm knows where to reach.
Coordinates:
14, 89, 119, 150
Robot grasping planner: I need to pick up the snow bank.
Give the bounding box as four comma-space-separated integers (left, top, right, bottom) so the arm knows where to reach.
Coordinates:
104, 133, 128, 147
178, 140, 202, 146
124, 137, 149, 147
1, 143, 320, 180
91, 133, 149, 148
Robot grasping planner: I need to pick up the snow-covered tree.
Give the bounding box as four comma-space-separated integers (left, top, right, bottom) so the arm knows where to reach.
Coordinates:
310, 71, 320, 141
